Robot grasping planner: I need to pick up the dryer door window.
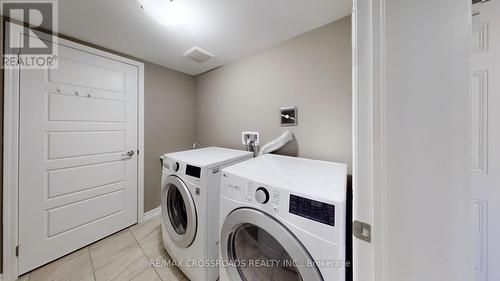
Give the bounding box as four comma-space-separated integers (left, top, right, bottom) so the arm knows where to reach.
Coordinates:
161, 175, 197, 248
221, 208, 323, 281
232, 224, 302, 281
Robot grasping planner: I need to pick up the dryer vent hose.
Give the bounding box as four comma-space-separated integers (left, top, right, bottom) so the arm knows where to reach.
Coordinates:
257, 131, 294, 156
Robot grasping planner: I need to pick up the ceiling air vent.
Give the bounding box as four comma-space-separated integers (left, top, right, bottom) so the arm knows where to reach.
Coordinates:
183, 47, 215, 63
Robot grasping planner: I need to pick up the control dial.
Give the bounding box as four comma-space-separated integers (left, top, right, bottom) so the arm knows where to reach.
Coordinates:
255, 187, 270, 204
173, 162, 180, 172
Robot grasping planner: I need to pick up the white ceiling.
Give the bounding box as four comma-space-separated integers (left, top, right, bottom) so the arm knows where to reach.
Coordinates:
58, 0, 351, 75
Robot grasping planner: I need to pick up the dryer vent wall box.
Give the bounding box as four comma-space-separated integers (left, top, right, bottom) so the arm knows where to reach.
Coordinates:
280, 106, 297, 126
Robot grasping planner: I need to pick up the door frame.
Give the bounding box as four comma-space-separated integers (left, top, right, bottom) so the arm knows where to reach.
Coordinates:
2, 22, 145, 281
352, 0, 387, 280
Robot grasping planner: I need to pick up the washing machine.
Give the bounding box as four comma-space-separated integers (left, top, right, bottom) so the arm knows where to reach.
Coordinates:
161, 147, 253, 281
219, 154, 348, 281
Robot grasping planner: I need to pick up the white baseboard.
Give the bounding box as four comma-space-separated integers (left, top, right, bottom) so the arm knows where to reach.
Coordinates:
143, 206, 161, 221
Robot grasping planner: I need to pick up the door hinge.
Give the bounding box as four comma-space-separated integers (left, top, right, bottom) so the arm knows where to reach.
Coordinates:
353, 221, 371, 243
16, 245, 19, 257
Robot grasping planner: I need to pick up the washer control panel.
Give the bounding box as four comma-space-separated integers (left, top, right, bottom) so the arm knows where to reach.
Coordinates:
172, 162, 180, 172
163, 158, 202, 182
185, 164, 201, 178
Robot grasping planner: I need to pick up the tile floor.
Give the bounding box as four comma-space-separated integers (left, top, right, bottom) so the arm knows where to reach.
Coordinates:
18, 216, 189, 281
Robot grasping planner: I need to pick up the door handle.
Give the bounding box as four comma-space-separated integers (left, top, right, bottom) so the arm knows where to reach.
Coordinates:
121, 150, 135, 160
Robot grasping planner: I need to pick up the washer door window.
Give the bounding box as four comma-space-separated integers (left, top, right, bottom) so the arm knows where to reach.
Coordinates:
221, 208, 323, 281
161, 176, 197, 248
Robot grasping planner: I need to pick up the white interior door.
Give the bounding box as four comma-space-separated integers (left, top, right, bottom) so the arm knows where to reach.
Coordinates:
472, 2, 500, 281
18, 42, 139, 274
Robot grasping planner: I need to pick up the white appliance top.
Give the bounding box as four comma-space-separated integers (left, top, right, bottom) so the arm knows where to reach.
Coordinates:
164, 147, 253, 168
223, 154, 347, 202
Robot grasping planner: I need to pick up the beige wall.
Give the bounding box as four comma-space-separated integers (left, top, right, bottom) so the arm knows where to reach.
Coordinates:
194, 16, 352, 171
144, 62, 195, 212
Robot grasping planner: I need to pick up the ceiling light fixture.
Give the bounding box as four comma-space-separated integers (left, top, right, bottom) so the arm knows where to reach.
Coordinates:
136, 0, 187, 26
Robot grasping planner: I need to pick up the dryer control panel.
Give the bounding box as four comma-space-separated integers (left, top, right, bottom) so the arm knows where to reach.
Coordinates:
245, 182, 281, 212
289, 194, 335, 226
220, 175, 283, 213
221, 170, 344, 245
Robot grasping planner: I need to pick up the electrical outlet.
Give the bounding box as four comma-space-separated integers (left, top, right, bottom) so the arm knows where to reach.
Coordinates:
242, 131, 260, 146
